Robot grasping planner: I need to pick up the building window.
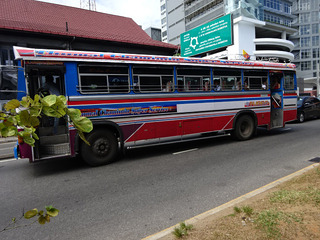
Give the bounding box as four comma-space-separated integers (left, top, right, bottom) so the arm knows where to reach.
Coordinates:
312, 36, 319, 46
283, 2, 290, 13
299, 0, 310, 11
301, 61, 311, 71
161, 4, 166, 12
161, 17, 166, 25
311, 11, 318, 22
312, 24, 319, 34
301, 49, 311, 59
313, 48, 319, 58
300, 25, 310, 35
301, 37, 311, 47
299, 13, 310, 23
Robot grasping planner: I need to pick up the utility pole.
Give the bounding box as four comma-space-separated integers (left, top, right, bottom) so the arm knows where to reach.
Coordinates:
80, 0, 96, 11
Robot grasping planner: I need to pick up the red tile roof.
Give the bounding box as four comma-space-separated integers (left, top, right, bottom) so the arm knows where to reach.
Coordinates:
0, 0, 177, 50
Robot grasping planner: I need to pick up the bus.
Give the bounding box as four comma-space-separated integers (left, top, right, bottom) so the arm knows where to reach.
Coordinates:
13, 46, 297, 166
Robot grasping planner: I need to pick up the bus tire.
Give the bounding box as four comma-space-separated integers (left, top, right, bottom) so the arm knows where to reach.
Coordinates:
232, 115, 255, 141
81, 129, 118, 166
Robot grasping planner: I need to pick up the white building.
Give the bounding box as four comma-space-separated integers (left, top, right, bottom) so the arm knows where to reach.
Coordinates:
161, 0, 296, 62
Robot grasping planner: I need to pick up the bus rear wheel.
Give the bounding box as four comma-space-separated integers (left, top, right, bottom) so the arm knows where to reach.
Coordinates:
81, 129, 118, 166
232, 115, 255, 141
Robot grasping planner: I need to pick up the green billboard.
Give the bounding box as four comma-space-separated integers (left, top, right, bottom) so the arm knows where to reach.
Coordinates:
180, 14, 233, 57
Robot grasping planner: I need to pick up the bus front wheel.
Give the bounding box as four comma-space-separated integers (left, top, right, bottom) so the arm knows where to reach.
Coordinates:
232, 115, 255, 141
81, 129, 118, 166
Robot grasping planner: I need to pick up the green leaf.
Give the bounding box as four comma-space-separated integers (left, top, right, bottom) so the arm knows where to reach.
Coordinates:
73, 117, 93, 133
19, 110, 31, 127
67, 108, 82, 120
34, 94, 40, 103
23, 136, 35, 147
38, 215, 47, 225
29, 106, 42, 117
57, 95, 67, 105
24, 209, 38, 219
41, 95, 57, 107
32, 131, 39, 140
78, 131, 90, 146
30, 116, 40, 128
46, 208, 59, 217
4, 99, 20, 111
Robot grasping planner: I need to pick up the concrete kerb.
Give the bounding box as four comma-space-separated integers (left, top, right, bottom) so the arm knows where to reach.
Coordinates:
142, 162, 320, 240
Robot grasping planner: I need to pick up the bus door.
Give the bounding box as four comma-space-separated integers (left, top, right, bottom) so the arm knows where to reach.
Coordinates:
269, 71, 284, 129
25, 64, 71, 161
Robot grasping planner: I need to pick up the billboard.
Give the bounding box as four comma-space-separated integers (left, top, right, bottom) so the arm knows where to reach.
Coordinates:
180, 14, 233, 57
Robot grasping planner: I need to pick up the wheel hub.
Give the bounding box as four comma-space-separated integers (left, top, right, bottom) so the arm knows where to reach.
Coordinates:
93, 139, 109, 156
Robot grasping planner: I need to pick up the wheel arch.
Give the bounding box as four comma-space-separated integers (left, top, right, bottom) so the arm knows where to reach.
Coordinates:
232, 110, 258, 130
74, 120, 124, 154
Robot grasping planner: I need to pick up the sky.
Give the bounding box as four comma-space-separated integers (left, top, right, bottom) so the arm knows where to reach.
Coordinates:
36, 0, 161, 29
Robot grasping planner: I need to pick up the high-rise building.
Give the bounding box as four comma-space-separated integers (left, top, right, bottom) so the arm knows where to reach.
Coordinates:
290, 0, 320, 80
161, 0, 296, 63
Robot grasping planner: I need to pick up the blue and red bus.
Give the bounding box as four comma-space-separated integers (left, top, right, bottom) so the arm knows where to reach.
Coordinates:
13, 47, 297, 166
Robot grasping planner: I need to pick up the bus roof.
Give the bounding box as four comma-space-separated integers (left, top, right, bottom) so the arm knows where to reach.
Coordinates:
13, 46, 296, 71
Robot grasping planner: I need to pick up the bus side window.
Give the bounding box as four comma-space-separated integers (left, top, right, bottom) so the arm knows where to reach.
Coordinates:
203, 78, 210, 91
78, 64, 129, 93
140, 76, 161, 92
176, 67, 210, 92
284, 72, 295, 90
162, 76, 174, 92
133, 65, 174, 93
243, 70, 268, 90
213, 78, 221, 91
221, 76, 241, 91
177, 77, 184, 92
213, 68, 241, 91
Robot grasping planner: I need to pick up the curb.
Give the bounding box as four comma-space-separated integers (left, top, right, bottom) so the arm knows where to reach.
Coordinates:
142, 162, 320, 240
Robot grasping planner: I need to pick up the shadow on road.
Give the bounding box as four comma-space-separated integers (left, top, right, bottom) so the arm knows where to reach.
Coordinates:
28, 125, 297, 175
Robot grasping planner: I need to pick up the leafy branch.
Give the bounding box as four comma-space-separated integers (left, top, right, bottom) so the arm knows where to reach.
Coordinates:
1, 205, 59, 233
0, 94, 93, 145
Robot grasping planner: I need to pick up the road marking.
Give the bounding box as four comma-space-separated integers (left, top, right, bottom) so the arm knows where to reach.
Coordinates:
173, 148, 198, 155
0, 158, 18, 163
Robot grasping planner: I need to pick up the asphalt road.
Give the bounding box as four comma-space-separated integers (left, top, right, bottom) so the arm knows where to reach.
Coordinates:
0, 120, 319, 240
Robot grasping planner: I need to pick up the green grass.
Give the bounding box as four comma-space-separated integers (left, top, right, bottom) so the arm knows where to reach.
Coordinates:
172, 222, 193, 238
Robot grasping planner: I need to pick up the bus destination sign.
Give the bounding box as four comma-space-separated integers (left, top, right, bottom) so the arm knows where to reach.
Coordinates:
180, 14, 233, 57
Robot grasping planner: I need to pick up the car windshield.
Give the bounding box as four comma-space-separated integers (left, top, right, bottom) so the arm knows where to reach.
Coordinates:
297, 97, 305, 107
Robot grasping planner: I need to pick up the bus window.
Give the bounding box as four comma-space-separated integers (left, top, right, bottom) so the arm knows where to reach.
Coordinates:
78, 64, 129, 93
203, 78, 210, 91
213, 78, 221, 91
133, 65, 174, 93
243, 70, 268, 90
80, 75, 108, 92
284, 72, 295, 90
213, 68, 241, 91
161, 76, 173, 92
176, 67, 210, 92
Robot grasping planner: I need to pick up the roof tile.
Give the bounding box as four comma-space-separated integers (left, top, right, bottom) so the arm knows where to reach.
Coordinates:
0, 0, 177, 50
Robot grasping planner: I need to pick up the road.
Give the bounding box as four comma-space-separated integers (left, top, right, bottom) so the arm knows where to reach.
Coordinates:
0, 120, 319, 240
